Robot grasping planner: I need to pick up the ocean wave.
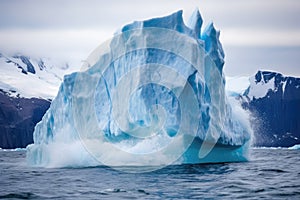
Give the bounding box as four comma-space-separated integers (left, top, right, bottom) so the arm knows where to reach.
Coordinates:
0, 148, 26, 152
252, 145, 300, 150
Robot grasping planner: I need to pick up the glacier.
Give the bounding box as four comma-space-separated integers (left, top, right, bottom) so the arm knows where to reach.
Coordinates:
27, 9, 252, 171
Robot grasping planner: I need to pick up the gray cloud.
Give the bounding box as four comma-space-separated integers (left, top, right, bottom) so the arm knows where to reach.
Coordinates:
0, 0, 299, 76
223, 46, 300, 76
0, 0, 195, 29
200, 0, 300, 30
1, 0, 299, 30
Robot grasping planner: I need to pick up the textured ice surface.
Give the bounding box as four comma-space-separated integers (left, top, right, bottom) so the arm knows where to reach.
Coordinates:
27, 9, 251, 170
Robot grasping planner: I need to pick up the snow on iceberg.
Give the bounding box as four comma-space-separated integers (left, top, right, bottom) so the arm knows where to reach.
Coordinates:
26, 9, 252, 172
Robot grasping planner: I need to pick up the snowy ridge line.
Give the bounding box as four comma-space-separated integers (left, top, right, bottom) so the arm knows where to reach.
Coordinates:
0, 53, 78, 99
244, 70, 300, 100
227, 71, 300, 101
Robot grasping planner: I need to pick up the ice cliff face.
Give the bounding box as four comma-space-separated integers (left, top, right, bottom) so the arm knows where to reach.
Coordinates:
241, 71, 300, 147
27, 10, 251, 169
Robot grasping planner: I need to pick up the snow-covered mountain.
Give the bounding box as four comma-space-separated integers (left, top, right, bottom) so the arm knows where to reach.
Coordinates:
235, 71, 300, 147
243, 71, 300, 101
0, 53, 77, 99
0, 53, 78, 149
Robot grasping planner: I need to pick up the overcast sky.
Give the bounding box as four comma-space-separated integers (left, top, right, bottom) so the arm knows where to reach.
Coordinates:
0, 0, 299, 76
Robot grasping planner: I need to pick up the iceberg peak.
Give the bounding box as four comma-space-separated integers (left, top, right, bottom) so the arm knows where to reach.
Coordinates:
187, 8, 203, 39
121, 10, 189, 34
201, 22, 225, 73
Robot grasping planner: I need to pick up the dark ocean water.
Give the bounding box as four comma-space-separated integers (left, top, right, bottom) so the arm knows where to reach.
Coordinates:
0, 148, 299, 199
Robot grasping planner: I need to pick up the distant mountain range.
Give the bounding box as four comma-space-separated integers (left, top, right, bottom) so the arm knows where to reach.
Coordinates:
0, 53, 77, 148
0, 53, 76, 99
0, 52, 299, 148
230, 71, 300, 147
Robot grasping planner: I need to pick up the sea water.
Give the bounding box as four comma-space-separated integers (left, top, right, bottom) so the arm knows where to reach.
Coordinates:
1, 148, 299, 199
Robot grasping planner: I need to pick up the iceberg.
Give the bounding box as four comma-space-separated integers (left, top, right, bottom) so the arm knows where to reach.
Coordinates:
27, 9, 252, 172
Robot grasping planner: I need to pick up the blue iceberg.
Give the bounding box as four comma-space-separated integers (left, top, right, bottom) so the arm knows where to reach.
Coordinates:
27, 9, 252, 171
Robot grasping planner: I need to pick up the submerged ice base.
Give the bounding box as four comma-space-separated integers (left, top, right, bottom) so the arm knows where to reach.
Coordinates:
27, 9, 252, 171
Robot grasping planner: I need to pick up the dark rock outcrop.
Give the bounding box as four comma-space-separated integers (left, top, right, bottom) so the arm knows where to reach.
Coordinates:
0, 90, 50, 149
241, 71, 300, 147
